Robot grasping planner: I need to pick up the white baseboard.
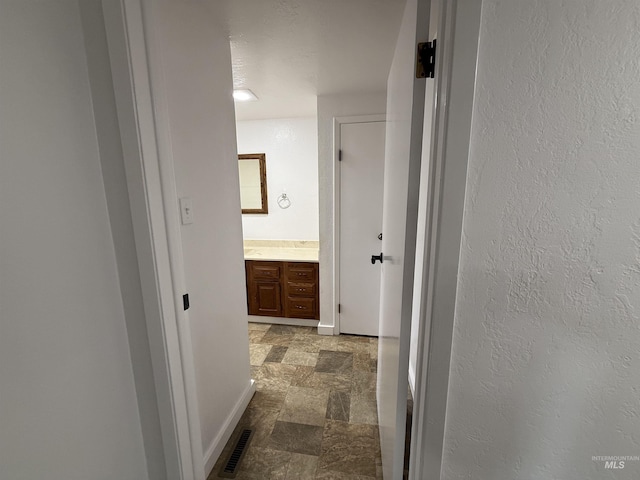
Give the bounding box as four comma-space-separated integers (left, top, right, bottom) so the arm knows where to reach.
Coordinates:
203, 379, 256, 477
248, 315, 319, 328
317, 323, 336, 336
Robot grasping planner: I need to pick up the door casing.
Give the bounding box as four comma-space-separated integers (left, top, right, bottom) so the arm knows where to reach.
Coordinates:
103, 0, 204, 478
409, 0, 483, 477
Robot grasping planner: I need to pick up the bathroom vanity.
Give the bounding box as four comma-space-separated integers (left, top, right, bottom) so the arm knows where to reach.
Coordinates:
245, 260, 319, 319
243, 241, 319, 321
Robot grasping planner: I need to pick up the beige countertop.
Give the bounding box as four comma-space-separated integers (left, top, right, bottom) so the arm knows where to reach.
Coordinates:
243, 240, 319, 262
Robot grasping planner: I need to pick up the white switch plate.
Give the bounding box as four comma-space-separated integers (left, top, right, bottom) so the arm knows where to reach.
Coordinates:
179, 197, 194, 225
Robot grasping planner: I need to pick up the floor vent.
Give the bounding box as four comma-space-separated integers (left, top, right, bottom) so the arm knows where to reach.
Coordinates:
219, 429, 253, 478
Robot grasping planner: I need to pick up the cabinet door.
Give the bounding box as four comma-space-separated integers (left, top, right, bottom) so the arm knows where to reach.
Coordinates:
248, 280, 283, 317
246, 260, 284, 317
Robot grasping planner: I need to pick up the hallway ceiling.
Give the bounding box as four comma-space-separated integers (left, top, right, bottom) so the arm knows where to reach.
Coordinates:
218, 0, 406, 120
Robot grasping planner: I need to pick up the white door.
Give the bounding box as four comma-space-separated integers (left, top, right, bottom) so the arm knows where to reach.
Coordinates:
377, 0, 432, 477
339, 120, 386, 336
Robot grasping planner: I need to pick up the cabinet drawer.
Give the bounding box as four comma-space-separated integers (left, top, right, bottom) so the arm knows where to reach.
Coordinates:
285, 296, 318, 319
249, 262, 282, 281
287, 282, 316, 297
285, 263, 317, 283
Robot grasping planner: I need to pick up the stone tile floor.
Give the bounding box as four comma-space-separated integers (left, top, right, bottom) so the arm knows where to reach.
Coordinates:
208, 323, 382, 480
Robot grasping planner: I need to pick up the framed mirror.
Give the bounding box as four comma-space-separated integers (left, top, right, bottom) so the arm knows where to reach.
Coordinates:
238, 153, 268, 214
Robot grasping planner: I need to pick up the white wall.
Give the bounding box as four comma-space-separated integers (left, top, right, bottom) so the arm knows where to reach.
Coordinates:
237, 117, 319, 240
443, 1, 640, 479
317, 92, 387, 333
154, 0, 253, 470
0, 2, 149, 479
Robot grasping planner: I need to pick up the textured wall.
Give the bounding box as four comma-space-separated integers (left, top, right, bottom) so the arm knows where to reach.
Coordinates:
443, 1, 640, 479
237, 117, 319, 241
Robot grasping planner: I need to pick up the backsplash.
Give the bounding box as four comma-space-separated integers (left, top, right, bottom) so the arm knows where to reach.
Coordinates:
243, 240, 319, 250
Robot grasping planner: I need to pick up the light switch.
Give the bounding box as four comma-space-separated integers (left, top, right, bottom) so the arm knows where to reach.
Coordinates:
179, 197, 194, 225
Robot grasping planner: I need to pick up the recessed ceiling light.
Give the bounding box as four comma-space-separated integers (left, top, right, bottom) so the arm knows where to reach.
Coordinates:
233, 89, 258, 102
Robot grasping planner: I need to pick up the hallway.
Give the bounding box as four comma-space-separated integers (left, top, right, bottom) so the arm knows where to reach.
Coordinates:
209, 324, 382, 479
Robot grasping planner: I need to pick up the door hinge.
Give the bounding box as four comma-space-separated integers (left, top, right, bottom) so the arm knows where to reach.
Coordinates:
416, 39, 436, 78
338, 303, 341, 313
338, 149, 343, 161
183, 293, 190, 311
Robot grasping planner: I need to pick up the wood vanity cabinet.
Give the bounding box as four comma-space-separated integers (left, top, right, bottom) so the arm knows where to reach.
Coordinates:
245, 260, 319, 320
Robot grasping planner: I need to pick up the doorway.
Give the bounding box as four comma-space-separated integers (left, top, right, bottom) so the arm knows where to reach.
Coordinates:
336, 116, 386, 336
105, 0, 483, 479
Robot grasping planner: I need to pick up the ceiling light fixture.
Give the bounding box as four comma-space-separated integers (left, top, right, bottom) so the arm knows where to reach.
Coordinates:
233, 89, 258, 102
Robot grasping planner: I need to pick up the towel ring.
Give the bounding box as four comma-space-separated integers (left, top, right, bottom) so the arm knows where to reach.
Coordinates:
277, 193, 291, 209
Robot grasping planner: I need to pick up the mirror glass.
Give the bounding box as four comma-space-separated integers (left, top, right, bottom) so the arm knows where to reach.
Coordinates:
238, 153, 268, 214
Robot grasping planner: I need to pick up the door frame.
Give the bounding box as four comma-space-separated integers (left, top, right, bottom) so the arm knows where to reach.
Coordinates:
408, 0, 482, 478
103, 0, 204, 479
102, 0, 483, 478
333, 115, 386, 335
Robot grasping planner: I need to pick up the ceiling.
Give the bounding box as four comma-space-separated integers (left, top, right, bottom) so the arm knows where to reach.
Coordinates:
218, 0, 406, 121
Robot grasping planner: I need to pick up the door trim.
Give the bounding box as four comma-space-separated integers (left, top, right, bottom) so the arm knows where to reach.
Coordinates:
103, 0, 204, 478
409, 0, 482, 478
333, 115, 386, 335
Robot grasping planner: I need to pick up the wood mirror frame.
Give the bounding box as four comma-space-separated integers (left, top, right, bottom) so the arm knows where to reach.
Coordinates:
239, 153, 268, 214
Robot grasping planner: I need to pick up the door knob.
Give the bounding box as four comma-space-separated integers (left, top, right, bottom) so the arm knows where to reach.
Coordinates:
371, 253, 383, 265
378, 233, 383, 240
